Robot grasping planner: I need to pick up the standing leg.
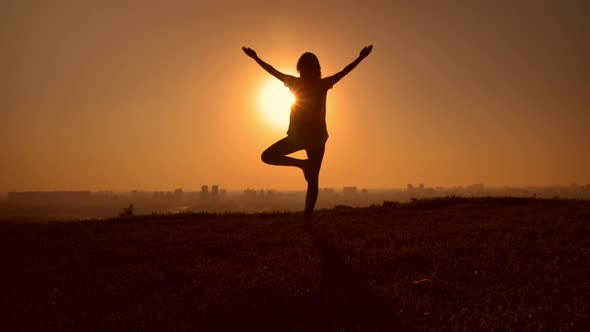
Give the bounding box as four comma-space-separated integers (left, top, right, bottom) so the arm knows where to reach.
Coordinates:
261, 137, 305, 168
303, 146, 325, 221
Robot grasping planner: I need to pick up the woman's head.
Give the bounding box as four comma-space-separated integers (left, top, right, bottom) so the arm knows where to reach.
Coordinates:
297, 52, 321, 79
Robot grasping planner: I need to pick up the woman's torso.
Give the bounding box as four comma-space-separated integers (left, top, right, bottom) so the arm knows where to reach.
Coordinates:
286, 78, 332, 149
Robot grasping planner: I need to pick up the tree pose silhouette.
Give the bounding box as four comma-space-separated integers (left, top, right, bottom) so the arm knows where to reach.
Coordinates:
243, 45, 372, 220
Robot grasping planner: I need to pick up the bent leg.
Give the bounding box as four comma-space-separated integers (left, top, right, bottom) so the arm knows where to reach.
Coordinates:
261, 137, 305, 167
303, 146, 325, 221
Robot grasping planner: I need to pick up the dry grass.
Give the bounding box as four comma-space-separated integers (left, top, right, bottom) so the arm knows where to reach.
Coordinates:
1, 197, 589, 331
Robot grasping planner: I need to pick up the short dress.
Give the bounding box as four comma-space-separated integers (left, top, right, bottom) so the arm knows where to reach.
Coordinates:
284, 77, 334, 150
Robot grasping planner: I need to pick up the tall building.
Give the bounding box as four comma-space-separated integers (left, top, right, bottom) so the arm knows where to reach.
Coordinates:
200, 185, 209, 200
174, 188, 184, 200
211, 185, 219, 199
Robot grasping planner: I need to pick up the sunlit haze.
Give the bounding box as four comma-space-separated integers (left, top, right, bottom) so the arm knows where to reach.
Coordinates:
259, 78, 296, 128
2, 1, 589, 193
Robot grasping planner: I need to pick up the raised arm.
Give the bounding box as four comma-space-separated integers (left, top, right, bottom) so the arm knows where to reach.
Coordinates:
325, 45, 373, 86
242, 47, 294, 83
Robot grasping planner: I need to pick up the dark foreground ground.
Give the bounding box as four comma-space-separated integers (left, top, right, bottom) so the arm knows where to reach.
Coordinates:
1, 197, 589, 331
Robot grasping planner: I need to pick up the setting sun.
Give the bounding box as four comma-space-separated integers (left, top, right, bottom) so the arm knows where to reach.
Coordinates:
258, 79, 296, 128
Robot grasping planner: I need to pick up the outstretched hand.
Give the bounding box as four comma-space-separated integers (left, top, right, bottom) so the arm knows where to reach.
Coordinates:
360, 45, 373, 59
242, 47, 257, 59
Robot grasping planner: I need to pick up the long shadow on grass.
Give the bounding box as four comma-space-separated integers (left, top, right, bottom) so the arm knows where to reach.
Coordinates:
205, 222, 409, 331
302, 222, 409, 331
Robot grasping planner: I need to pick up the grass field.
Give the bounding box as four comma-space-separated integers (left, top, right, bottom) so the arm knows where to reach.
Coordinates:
1, 197, 589, 331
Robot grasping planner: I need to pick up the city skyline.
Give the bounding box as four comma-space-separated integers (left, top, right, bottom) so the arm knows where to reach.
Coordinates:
3, 181, 590, 195
4, 182, 588, 223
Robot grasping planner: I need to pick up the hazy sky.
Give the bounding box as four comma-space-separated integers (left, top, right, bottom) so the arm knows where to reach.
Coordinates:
2, 1, 589, 192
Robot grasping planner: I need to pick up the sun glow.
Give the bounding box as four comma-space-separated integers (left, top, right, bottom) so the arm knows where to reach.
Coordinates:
259, 79, 296, 128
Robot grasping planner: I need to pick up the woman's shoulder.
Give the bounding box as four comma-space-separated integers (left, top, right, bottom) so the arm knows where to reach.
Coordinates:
283, 75, 300, 88
320, 77, 334, 89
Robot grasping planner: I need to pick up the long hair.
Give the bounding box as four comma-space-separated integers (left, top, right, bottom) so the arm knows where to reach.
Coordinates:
297, 52, 321, 79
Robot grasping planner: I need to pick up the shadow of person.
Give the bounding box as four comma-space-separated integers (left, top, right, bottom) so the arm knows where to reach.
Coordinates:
202, 221, 412, 331
303, 222, 411, 331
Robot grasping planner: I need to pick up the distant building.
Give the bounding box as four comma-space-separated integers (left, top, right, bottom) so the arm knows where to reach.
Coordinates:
244, 188, 257, 199
211, 185, 219, 199
200, 185, 209, 200
319, 188, 337, 199
407, 184, 414, 191
343, 186, 358, 199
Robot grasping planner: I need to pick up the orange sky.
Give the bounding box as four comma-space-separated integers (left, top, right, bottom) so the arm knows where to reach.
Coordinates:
2, 1, 589, 192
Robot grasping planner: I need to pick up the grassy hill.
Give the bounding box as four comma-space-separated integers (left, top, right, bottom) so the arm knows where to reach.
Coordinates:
1, 197, 589, 331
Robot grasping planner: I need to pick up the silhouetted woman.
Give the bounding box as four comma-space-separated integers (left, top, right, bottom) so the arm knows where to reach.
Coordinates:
243, 45, 373, 220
